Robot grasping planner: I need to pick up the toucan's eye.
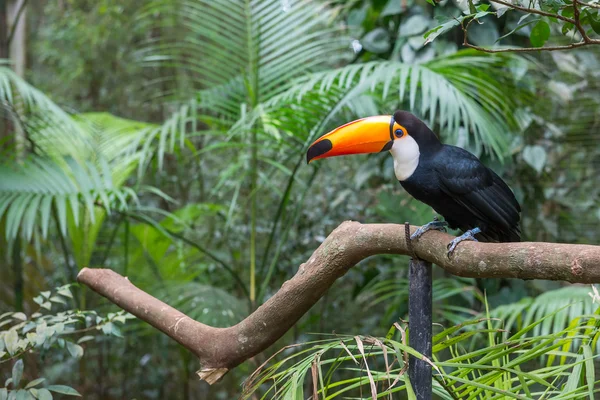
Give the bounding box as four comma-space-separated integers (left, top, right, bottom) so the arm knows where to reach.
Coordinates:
395, 129, 404, 138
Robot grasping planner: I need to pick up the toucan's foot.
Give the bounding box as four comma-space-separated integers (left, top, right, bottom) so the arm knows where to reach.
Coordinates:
447, 227, 481, 258
410, 218, 448, 240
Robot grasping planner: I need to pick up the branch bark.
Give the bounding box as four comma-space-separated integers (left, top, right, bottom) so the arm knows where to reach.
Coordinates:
77, 221, 600, 384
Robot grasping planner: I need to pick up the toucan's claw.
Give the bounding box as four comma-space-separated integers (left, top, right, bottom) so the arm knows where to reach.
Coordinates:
447, 227, 481, 258
410, 218, 448, 240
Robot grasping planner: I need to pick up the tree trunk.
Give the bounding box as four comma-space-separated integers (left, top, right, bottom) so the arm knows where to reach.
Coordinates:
7, 0, 26, 76
0, 0, 8, 59
1, 0, 27, 314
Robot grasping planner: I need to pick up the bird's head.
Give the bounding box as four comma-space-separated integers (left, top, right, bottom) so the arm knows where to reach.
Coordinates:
306, 110, 440, 166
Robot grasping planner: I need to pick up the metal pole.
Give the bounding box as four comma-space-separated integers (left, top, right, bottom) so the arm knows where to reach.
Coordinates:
408, 257, 433, 400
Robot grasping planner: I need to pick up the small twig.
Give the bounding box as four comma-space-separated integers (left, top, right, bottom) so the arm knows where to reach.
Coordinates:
463, 41, 592, 52
489, 0, 575, 23
573, 0, 592, 43
0, 350, 28, 365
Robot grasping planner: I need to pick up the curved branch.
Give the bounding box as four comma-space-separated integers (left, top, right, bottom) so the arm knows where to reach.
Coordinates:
77, 221, 600, 384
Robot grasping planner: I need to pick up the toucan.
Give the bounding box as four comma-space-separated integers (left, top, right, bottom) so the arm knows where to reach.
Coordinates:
306, 110, 521, 255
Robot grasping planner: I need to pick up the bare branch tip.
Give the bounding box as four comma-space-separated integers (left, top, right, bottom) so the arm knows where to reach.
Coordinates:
197, 368, 229, 385
76, 267, 91, 281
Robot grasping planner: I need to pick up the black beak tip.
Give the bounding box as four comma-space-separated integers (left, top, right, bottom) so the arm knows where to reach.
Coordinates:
306, 139, 333, 164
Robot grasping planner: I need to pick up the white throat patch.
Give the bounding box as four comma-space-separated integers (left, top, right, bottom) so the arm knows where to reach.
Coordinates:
390, 136, 420, 181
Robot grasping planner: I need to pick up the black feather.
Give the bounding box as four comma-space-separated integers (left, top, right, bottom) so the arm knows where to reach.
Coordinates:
387, 111, 521, 242
400, 144, 521, 243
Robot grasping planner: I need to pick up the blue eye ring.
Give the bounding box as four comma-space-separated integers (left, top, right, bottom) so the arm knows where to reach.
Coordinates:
395, 129, 404, 138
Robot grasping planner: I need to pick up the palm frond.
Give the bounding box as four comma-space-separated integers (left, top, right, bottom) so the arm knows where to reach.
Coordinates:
489, 285, 599, 350
0, 66, 93, 160
75, 112, 161, 181
357, 277, 482, 326
153, 281, 247, 327
243, 303, 600, 399
268, 50, 530, 158
0, 156, 138, 240
136, 0, 350, 109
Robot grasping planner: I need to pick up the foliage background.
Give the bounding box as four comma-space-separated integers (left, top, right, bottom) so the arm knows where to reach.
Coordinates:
1, 0, 599, 398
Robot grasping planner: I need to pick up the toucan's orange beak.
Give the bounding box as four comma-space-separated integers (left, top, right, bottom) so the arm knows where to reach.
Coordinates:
306, 115, 394, 164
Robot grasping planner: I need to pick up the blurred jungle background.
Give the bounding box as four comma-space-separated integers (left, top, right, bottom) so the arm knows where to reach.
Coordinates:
1, 0, 600, 398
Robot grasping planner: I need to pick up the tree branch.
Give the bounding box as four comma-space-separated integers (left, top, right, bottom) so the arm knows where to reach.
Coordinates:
489, 0, 575, 24
573, 0, 592, 43
462, 41, 592, 53
460, 0, 600, 53
6, 0, 28, 48
77, 221, 600, 384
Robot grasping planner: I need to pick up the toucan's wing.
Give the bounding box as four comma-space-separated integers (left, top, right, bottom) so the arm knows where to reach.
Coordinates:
436, 146, 521, 242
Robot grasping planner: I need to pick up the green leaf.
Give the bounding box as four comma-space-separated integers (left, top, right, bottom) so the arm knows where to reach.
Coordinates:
582, 345, 595, 399
66, 342, 84, 359
24, 378, 45, 389
522, 145, 547, 173
424, 19, 461, 45
76, 336, 94, 344
586, 10, 600, 34
399, 15, 430, 37
564, 354, 584, 392
381, 0, 404, 16
530, 20, 550, 47
12, 313, 26, 321
361, 28, 390, 53
0, 312, 12, 320
14, 390, 28, 400
46, 386, 80, 397
48, 297, 66, 305
35, 389, 52, 400
562, 21, 575, 35
467, 18, 499, 46
496, 18, 538, 43
12, 359, 24, 387
5, 330, 19, 355
22, 322, 36, 334
468, 0, 478, 14
561, 6, 574, 18
56, 288, 72, 299
424, 11, 492, 45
